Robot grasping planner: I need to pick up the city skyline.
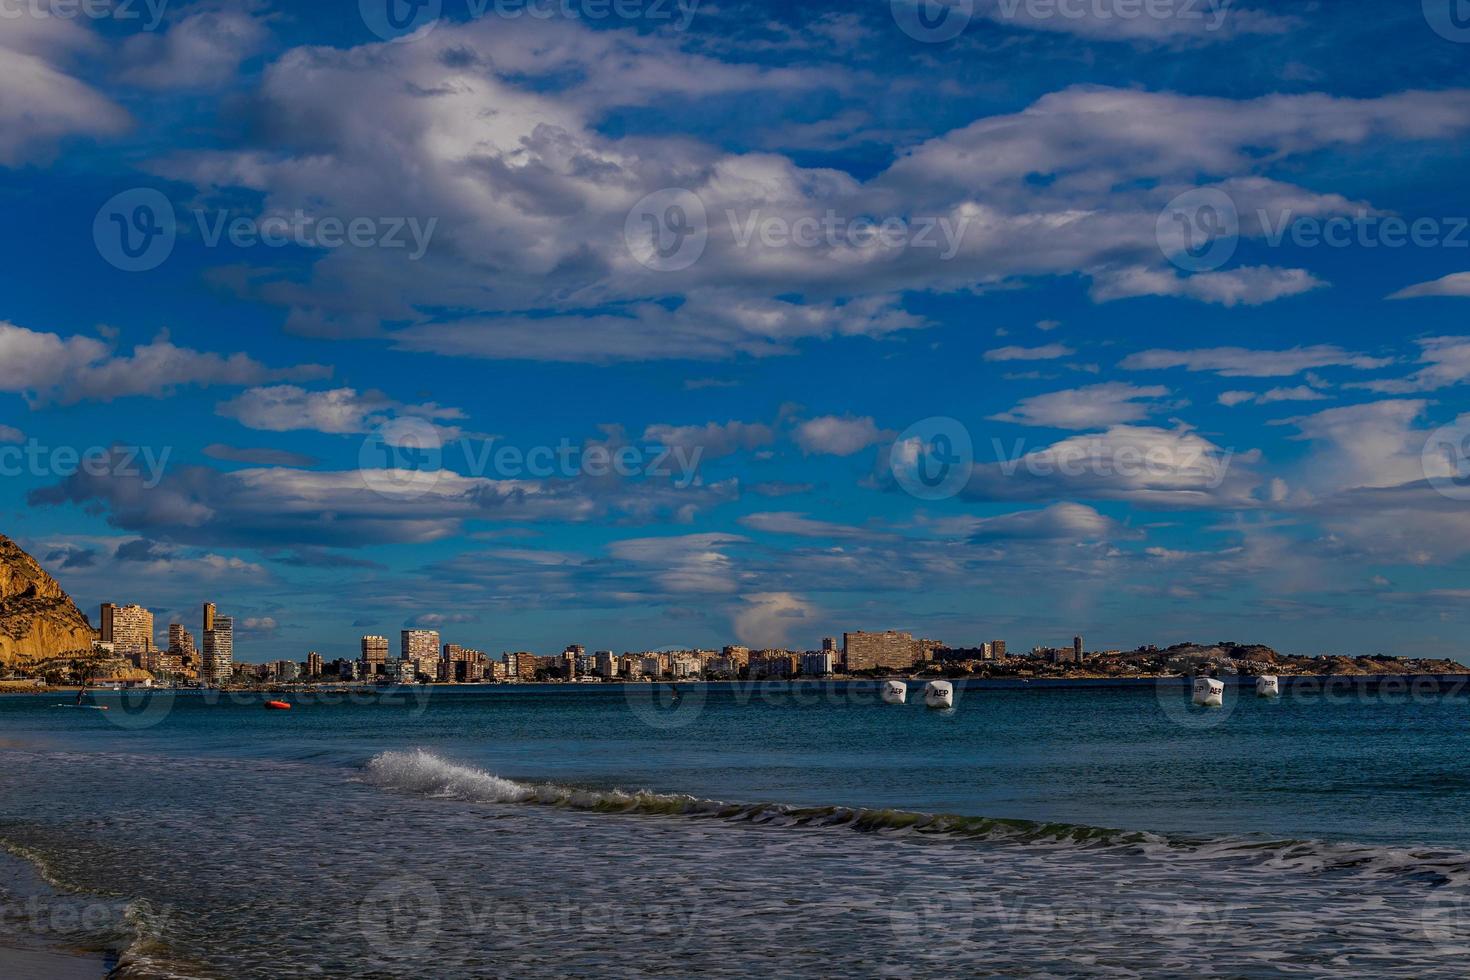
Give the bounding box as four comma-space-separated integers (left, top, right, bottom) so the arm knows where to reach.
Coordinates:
4, 1, 1470, 661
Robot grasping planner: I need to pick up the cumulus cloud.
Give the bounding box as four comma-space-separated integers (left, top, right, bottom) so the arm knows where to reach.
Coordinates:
117, 8, 269, 90
141, 16, 1470, 363
0, 17, 129, 164
732, 591, 814, 648
0, 323, 330, 407
963, 424, 1256, 507
641, 420, 774, 459
793, 415, 891, 455
989, 382, 1172, 429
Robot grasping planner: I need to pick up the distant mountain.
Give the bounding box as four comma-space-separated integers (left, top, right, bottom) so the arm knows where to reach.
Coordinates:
0, 534, 96, 666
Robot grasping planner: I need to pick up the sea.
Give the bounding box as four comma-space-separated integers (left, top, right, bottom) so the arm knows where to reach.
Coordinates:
5, 677, 1470, 978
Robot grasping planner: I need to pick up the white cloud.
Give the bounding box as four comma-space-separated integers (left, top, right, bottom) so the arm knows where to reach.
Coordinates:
117, 9, 268, 90
962, 502, 1124, 541
1121, 344, 1391, 378
1282, 400, 1435, 492
793, 415, 890, 455
0, 322, 330, 406
0, 424, 23, 443
608, 533, 749, 594
732, 591, 814, 648
738, 512, 875, 539
1347, 336, 1470, 394
641, 420, 774, 459
963, 424, 1256, 507
989, 382, 1171, 429
983, 343, 1075, 362
0, 16, 129, 164
1387, 271, 1470, 300
1218, 386, 1329, 406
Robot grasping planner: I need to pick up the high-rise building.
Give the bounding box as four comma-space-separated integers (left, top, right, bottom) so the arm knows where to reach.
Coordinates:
401, 630, 440, 677
361, 635, 389, 674
100, 603, 154, 654
167, 623, 195, 655
202, 615, 233, 684
1074, 635, 1084, 659
306, 651, 323, 678
594, 650, 618, 678
822, 637, 838, 653
991, 640, 1007, 659
843, 630, 925, 671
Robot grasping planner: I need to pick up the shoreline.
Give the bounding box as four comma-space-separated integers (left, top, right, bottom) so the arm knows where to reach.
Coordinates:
0, 945, 108, 980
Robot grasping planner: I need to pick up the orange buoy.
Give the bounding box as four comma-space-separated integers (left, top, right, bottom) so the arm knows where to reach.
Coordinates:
264, 700, 291, 710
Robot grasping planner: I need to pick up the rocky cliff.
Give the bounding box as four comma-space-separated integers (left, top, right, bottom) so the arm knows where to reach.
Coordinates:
0, 534, 96, 666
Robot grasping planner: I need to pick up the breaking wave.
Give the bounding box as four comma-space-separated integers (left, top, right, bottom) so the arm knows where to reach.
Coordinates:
363, 749, 1470, 887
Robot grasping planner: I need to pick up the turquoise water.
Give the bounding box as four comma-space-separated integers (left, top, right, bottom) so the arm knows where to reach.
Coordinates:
4, 679, 1470, 976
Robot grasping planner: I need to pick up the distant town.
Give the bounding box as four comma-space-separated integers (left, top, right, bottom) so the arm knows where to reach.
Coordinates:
4, 598, 1463, 690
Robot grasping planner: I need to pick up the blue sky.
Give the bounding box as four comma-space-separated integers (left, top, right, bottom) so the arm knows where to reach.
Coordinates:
5, 0, 1470, 661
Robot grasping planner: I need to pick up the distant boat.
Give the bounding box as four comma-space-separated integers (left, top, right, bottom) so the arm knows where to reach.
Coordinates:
923, 680, 954, 709
1256, 675, 1280, 698
264, 700, 291, 711
1192, 677, 1224, 707
881, 680, 907, 704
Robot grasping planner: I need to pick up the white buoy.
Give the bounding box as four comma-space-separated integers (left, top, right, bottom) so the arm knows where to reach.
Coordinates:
923, 680, 954, 709
1192, 677, 1224, 707
1255, 674, 1279, 698
881, 680, 907, 704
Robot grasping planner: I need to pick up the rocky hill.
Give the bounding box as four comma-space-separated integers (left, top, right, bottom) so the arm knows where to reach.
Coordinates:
0, 534, 96, 667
